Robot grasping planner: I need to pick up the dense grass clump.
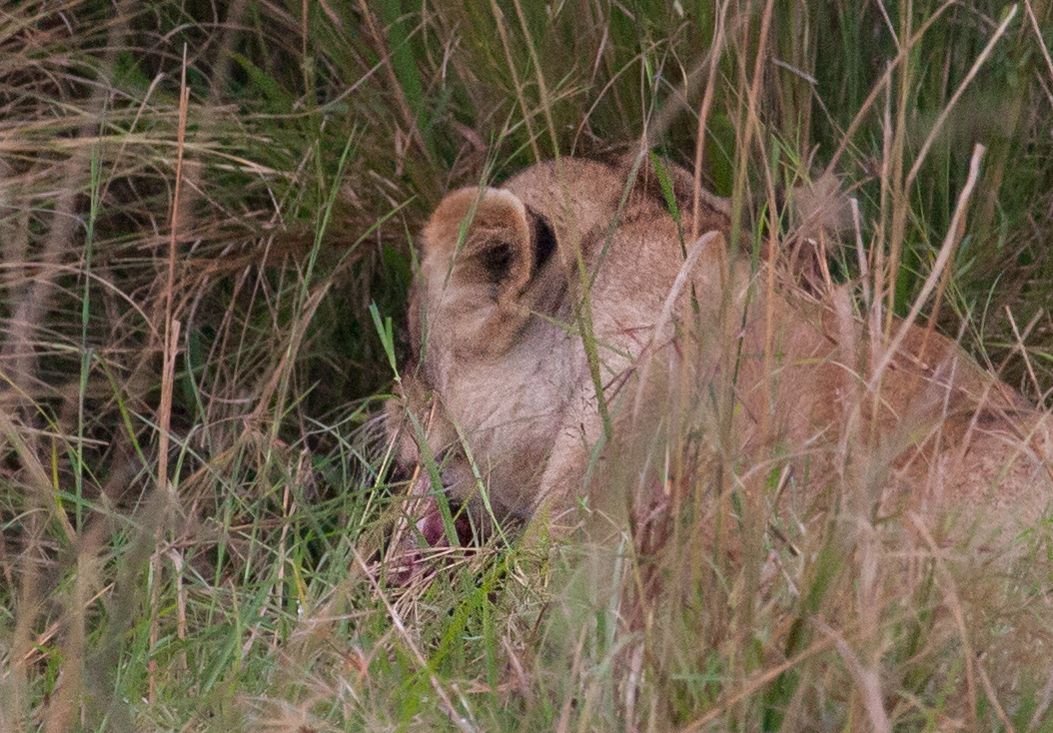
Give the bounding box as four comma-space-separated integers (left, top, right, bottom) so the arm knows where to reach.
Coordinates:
1, 1, 1052, 730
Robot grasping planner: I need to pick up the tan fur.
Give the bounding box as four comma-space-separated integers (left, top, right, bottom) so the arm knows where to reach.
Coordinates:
389, 156, 1052, 550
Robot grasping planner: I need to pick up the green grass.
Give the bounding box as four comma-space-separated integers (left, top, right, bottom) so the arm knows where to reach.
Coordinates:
1, 0, 1053, 730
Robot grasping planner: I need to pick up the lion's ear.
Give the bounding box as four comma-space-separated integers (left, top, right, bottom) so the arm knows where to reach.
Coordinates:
421, 187, 555, 305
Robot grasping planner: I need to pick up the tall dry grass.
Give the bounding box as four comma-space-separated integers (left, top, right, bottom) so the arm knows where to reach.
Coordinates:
0, 0, 1051, 730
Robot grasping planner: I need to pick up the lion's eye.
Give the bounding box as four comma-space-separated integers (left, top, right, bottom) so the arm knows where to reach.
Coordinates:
388, 460, 412, 486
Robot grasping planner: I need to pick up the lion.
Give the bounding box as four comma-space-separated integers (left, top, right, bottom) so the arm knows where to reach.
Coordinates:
385, 154, 1052, 569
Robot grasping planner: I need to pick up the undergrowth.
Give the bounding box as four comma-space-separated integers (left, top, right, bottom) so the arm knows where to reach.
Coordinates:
1, 1, 1052, 731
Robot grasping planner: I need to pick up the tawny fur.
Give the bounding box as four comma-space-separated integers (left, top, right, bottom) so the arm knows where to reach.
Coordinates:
388, 156, 1052, 552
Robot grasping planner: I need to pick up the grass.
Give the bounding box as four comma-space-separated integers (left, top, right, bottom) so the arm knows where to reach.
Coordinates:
1, 0, 1052, 730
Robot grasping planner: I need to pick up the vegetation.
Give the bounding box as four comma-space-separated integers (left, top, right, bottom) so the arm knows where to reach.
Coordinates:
1, 0, 1052, 730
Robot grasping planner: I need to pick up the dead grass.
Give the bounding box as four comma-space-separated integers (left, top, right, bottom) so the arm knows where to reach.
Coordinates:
0, 0, 1051, 731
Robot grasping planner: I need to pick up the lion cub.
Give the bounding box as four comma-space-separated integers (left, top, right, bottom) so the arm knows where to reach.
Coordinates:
387, 156, 1051, 561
